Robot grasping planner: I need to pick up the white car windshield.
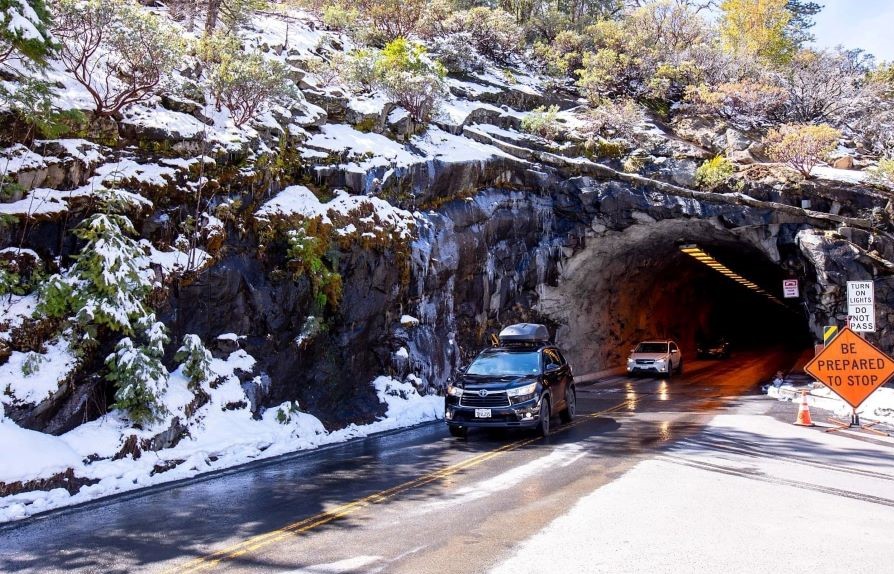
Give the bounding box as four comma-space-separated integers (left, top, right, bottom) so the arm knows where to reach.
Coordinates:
466, 351, 540, 376
635, 343, 669, 354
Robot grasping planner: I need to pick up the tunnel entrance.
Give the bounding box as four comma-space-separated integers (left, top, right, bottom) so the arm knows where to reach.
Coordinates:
537, 219, 813, 373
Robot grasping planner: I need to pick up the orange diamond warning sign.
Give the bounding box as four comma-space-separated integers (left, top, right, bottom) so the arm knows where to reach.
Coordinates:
804, 327, 894, 409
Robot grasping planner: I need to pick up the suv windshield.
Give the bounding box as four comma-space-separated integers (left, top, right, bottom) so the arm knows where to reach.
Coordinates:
635, 342, 669, 354
466, 351, 540, 376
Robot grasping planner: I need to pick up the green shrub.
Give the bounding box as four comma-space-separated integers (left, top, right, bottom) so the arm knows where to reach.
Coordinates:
196, 31, 242, 65
521, 105, 561, 140
353, 0, 427, 45
443, 7, 522, 64
534, 30, 585, 77
286, 224, 342, 311
210, 51, 293, 127
38, 207, 151, 344
695, 156, 736, 190
765, 123, 841, 178
373, 38, 445, 123
322, 4, 359, 31
0, 251, 45, 296
21, 352, 47, 377
336, 48, 379, 90
872, 158, 894, 186
106, 331, 168, 427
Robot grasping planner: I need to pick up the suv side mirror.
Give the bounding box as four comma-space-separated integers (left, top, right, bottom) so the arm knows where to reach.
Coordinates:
545, 363, 561, 374
671, 349, 678, 354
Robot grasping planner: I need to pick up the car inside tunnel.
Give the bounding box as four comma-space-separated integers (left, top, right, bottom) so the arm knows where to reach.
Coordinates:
538, 219, 814, 373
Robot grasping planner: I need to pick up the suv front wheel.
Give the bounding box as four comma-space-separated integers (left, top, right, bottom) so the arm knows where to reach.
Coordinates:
537, 398, 551, 437
560, 386, 576, 423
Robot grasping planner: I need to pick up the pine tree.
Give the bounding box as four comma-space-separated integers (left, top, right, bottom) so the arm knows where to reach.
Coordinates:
0, 0, 55, 70
784, 1, 823, 47
40, 208, 152, 346
106, 326, 169, 426
175, 334, 213, 390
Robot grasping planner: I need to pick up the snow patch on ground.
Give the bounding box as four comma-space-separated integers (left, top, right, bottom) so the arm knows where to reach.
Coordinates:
812, 165, 868, 184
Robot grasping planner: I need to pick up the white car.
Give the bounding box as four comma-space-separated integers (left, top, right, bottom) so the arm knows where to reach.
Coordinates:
626, 340, 683, 377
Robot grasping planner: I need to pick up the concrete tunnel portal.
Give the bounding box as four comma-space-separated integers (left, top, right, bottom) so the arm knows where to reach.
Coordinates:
537, 219, 813, 374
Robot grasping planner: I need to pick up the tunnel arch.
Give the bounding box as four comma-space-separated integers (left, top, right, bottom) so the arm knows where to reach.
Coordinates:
536, 218, 813, 372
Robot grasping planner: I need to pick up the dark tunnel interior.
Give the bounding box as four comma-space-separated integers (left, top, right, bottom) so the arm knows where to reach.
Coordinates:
540, 220, 814, 372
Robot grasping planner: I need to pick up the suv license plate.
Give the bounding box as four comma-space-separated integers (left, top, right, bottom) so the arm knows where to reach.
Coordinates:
475, 409, 492, 418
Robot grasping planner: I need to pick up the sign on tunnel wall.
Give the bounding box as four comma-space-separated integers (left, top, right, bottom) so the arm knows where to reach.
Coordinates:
804, 327, 894, 409
847, 281, 875, 332
782, 279, 799, 298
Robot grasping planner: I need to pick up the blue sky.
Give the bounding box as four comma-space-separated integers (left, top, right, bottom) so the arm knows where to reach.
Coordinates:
811, 0, 894, 62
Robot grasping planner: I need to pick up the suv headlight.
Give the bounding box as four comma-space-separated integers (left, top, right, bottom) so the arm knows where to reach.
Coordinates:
506, 382, 538, 397
655, 358, 667, 365
447, 385, 463, 397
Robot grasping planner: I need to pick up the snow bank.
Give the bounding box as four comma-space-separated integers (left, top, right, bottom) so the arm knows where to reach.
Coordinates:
0, 363, 443, 523
810, 385, 894, 425
0, 419, 84, 484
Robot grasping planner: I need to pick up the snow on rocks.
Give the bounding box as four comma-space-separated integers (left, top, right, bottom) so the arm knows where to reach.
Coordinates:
139, 240, 212, 278
302, 123, 517, 192
256, 185, 417, 240
372, 376, 442, 430
0, 339, 78, 407
400, 315, 420, 327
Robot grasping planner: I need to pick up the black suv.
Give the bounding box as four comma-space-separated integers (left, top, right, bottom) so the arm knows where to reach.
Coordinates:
445, 324, 576, 438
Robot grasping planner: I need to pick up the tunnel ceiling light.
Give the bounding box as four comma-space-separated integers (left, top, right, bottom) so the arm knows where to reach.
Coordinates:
679, 243, 786, 306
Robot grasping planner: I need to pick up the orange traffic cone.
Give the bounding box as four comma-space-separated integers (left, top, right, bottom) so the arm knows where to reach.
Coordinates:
794, 390, 815, 427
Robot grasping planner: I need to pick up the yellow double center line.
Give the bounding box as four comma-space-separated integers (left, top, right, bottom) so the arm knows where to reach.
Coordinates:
170, 399, 633, 573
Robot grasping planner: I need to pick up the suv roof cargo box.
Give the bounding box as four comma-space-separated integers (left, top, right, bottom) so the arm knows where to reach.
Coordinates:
498, 323, 550, 344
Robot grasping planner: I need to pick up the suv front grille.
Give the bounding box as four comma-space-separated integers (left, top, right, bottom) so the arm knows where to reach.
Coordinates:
461, 391, 510, 408
635, 359, 655, 365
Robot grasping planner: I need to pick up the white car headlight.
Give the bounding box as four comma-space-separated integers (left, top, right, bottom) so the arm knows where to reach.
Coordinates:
447, 385, 463, 397
655, 359, 667, 365
506, 382, 538, 397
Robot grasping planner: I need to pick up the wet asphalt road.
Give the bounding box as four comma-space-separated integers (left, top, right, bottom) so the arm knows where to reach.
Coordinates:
0, 350, 798, 574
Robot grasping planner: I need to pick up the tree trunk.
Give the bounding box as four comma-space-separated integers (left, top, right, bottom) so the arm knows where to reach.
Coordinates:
205, 0, 222, 34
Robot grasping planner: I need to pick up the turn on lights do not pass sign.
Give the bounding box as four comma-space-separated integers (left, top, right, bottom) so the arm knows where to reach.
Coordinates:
804, 327, 894, 409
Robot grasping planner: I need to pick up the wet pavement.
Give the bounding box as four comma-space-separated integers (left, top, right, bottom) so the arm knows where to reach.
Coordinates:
0, 350, 798, 574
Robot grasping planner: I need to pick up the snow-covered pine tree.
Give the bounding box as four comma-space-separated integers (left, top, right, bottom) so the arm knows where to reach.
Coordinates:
175, 334, 213, 390
39, 192, 172, 425
0, 0, 55, 70
39, 197, 152, 346
105, 331, 168, 426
